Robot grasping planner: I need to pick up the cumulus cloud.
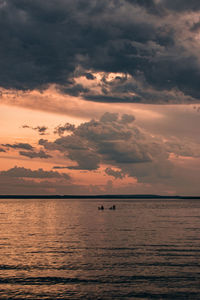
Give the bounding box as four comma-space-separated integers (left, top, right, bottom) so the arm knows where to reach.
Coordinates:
39, 112, 200, 186
40, 112, 152, 170
39, 113, 165, 173
1, 0, 200, 103
0, 166, 70, 180
19, 149, 51, 159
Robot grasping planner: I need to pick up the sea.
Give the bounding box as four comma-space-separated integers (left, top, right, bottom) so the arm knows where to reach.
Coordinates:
0, 198, 200, 299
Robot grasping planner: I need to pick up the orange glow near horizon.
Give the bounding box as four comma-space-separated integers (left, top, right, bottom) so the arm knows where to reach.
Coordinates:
1, 85, 200, 195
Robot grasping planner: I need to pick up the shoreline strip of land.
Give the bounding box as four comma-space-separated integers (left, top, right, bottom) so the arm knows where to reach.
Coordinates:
0, 194, 200, 199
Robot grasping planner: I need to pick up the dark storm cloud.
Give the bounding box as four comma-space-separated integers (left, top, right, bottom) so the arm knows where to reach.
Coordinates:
2, 142, 33, 150
82, 72, 194, 104
0, 166, 71, 179
0, 147, 6, 152
190, 21, 200, 33
127, 0, 200, 13
85, 72, 95, 80
84, 94, 142, 103
1, 0, 200, 102
162, 0, 200, 12
19, 149, 51, 159
125, 0, 165, 15
60, 84, 89, 97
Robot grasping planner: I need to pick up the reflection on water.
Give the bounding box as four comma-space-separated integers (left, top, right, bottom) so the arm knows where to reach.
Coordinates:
0, 199, 200, 299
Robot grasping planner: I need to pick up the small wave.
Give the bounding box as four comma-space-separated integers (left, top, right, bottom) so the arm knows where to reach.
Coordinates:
0, 277, 100, 285
0, 274, 199, 286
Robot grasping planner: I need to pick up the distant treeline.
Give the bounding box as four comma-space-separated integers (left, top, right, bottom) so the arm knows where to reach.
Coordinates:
0, 195, 200, 199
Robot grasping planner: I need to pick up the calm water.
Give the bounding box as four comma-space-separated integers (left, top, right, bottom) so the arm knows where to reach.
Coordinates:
0, 198, 200, 299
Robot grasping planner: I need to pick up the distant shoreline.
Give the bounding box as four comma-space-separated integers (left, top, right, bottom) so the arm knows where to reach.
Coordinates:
0, 194, 200, 199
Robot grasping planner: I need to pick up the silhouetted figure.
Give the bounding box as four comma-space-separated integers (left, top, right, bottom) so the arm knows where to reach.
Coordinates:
98, 205, 104, 210
109, 205, 116, 210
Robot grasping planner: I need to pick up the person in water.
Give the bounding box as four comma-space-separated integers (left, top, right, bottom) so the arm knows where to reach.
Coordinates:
109, 205, 116, 210
98, 205, 104, 210
98, 205, 116, 210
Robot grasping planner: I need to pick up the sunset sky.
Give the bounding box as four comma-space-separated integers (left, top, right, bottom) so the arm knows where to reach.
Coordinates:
1, 0, 200, 195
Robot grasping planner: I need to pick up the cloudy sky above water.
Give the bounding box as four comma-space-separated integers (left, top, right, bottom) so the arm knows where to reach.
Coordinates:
1, 0, 200, 195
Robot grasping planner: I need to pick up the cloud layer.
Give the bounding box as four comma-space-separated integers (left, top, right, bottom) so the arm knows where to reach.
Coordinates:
0, 166, 70, 179
39, 113, 200, 188
1, 111, 200, 195
2, 143, 33, 150
1, 0, 200, 103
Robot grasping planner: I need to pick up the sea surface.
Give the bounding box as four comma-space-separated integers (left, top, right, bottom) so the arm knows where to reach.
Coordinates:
0, 198, 200, 299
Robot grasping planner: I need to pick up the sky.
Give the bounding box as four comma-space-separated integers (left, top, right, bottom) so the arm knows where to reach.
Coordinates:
1, 0, 200, 195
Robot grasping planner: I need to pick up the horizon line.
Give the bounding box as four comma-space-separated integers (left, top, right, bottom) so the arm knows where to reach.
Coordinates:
0, 194, 200, 199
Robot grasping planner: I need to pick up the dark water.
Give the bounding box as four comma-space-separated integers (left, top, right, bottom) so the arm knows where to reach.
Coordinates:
0, 198, 200, 299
